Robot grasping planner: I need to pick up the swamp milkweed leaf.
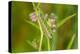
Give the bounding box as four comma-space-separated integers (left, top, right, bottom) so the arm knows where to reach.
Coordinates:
57, 13, 76, 28
24, 19, 40, 30
67, 33, 76, 49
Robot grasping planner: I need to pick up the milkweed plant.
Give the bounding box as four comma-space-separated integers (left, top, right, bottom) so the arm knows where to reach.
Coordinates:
19, 2, 76, 51
25, 2, 77, 51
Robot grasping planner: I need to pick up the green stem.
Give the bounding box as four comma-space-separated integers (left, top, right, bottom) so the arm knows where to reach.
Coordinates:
47, 38, 50, 50
32, 2, 44, 51
37, 19, 44, 51
32, 2, 51, 51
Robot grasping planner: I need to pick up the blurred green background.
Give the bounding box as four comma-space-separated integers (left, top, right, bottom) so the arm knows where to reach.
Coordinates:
11, 1, 78, 53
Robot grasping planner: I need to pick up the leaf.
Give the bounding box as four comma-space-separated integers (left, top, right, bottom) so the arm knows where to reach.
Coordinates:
57, 13, 76, 28
66, 33, 76, 49
24, 19, 40, 30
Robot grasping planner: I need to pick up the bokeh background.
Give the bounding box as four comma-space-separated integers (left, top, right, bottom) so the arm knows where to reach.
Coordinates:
10, 1, 78, 53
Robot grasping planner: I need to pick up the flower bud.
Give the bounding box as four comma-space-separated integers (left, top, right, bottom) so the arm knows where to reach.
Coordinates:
29, 12, 37, 22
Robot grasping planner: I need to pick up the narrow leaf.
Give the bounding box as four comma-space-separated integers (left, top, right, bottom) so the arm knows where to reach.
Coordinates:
57, 13, 76, 28
67, 33, 76, 49
24, 19, 39, 30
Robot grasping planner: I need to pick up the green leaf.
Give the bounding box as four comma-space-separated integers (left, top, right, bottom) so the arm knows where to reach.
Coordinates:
24, 19, 40, 30
57, 13, 76, 28
67, 33, 76, 49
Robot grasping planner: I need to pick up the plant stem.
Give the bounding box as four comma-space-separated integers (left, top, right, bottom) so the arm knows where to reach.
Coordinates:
32, 2, 51, 51
37, 19, 44, 51
47, 37, 50, 50
32, 2, 44, 51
